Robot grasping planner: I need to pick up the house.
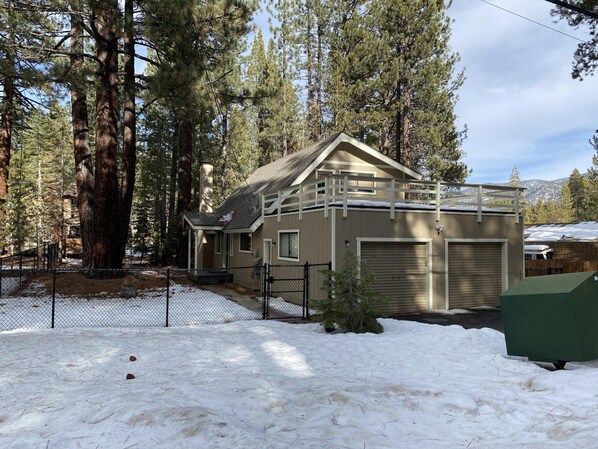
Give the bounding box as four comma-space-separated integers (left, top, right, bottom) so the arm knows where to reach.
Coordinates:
184, 132, 524, 313
525, 222, 598, 262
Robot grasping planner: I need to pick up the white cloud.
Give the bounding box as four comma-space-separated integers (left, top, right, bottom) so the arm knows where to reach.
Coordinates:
448, 0, 598, 183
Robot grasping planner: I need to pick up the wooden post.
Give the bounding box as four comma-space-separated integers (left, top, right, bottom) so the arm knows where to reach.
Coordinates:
390, 179, 396, 220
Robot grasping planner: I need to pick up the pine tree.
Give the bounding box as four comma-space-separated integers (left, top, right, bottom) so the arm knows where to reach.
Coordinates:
316, 250, 386, 334
509, 165, 521, 188
0, 0, 58, 234
568, 168, 587, 221
327, 0, 468, 181
551, 1, 597, 80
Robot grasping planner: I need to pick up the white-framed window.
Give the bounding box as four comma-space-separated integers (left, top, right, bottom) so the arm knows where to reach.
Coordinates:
239, 232, 252, 253
215, 232, 222, 254
278, 230, 299, 261
339, 170, 375, 193
316, 169, 335, 195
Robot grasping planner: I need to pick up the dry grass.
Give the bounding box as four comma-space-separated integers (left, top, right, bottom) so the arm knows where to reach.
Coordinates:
13, 269, 196, 298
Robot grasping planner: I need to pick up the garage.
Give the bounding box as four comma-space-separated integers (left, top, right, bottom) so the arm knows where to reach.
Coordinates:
447, 242, 503, 309
359, 240, 430, 314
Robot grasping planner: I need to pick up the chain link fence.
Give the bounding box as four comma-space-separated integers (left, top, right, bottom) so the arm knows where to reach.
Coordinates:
0, 263, 331, 331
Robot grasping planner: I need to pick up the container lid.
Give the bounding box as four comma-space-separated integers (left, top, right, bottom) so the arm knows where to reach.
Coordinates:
502, 271, 598, 296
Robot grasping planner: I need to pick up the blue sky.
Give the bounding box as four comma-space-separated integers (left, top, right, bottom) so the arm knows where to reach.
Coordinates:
447, 0, 598, 183
255, 0, 598, 183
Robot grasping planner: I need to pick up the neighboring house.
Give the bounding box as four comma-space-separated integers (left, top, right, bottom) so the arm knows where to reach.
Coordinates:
525, 222, 598, 262
184, 132, 524, 313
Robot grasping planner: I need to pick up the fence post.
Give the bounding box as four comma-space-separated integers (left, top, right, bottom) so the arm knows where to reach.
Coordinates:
51, 269, 56, 329
303, 262, 310, 319
165, 269, 170, 327
262, 263, 268, 319
0, 258, 3, 299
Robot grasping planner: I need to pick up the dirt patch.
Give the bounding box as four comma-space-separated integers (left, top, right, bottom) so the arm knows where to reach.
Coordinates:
13, 270, 197, 298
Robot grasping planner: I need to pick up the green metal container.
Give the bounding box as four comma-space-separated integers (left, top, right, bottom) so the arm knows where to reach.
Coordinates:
500, 271, 598, 367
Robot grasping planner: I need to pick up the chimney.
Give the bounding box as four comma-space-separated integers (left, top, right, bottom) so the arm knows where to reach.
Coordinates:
199, 164, 213, 213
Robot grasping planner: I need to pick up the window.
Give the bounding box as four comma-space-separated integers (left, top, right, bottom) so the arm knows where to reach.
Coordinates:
339, 171, 375, 193
215, 232, 222, 254
316, 169, 334, 195
239, 232, 252, 252
524, 254, 532, 261
278, 231, 299, 261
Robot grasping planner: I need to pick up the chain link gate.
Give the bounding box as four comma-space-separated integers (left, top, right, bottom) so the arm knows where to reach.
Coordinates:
262, 262, 330, 320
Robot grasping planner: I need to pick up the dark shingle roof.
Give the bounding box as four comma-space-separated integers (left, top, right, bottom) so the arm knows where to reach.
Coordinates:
186, 132, 343, 231
185, 131, 418, 231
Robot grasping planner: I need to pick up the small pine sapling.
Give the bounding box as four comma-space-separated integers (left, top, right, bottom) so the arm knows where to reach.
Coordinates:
316, 250, 386, 334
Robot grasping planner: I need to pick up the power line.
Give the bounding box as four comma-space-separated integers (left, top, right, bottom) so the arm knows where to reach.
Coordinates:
480, 0, 588, 43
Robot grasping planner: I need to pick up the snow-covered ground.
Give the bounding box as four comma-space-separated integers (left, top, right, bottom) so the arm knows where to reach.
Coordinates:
2, 319, 598, 449
0, 283, 308, 331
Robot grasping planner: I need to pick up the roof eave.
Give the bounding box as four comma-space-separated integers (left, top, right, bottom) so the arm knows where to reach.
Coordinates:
291, 132, 423, 186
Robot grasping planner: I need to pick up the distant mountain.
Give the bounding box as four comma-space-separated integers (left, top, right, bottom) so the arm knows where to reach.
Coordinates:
519, 177, 568, 205
490, 177, 570, 205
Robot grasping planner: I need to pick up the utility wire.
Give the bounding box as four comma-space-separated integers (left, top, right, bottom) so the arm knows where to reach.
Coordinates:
480, 0, 588, 43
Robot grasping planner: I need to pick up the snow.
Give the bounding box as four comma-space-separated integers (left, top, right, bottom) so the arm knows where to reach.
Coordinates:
526, 222, 598, 242
3, 319, 598, 448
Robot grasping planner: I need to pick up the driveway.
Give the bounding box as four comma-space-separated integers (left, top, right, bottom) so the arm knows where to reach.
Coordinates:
390, 308, 503, 332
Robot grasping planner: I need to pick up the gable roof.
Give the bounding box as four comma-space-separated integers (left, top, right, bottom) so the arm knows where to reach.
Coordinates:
184, 132, 422, 231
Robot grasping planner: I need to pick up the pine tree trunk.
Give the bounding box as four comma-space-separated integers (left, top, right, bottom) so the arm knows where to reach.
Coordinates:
92, 1, 121, 270
176, 113, 193, 268
70, 11, 95, 268
0, 36, 14, 231
119, 0, 136, 262
220, 106, 229, 196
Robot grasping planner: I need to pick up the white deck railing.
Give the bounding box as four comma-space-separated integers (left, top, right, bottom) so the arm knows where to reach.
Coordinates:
262, 175, 522, 224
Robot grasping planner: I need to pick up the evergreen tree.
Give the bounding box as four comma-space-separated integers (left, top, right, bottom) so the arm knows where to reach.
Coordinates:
326, 0, 468, 181
567, 168, 587, 221
509, 165, 521, 188
551, 1, 597, 80
316, 250, 385, 334
0, 0, 58, 233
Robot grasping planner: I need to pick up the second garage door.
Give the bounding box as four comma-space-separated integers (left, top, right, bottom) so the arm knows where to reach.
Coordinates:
360, 241, 429, 314
448, 242, 503, 309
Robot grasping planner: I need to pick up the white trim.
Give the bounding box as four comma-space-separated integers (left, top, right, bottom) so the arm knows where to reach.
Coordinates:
292, 133, 422, 186
183, 214, 223, 232
444, 239, 508, 310
320, 160, 404, 170
227, 234, 234, 257
278, 229, 300, 262
215, 231, 222, 255
262, 205, 518, 221
239, 232, 252, 253
331, 208, 337, 271
263, 239, 273, 265
224, 217, 263, 234
356, 237, 433, 310
187, 230, 192, 270
338, 170, 376, 195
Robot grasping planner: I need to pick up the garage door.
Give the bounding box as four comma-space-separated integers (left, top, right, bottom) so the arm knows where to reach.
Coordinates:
448, 242, 502, 309
360, 241, 429, 314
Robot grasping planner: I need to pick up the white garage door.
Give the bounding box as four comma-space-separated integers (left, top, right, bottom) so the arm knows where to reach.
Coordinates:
448, 242, 503, 309
360, 241, 429, 314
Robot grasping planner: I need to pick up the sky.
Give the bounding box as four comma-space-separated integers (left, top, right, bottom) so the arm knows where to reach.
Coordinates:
443, 0, 598, 183
254, 0, 598, 184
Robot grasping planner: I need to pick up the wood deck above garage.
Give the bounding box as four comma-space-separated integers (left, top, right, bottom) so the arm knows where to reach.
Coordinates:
262, 175, 522, 223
